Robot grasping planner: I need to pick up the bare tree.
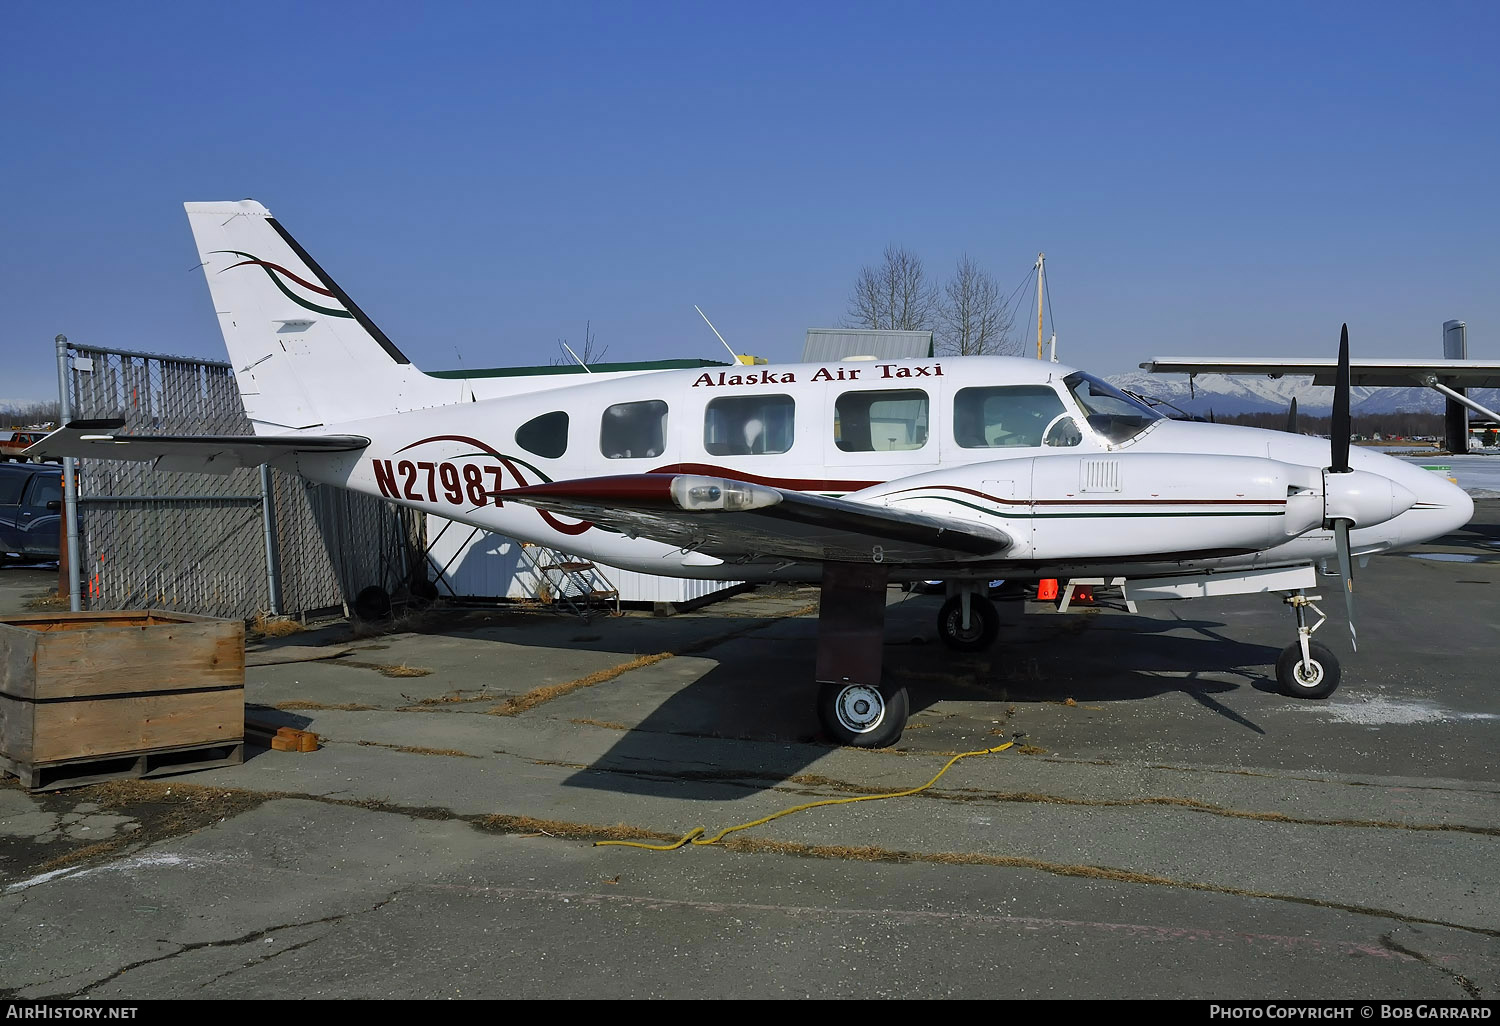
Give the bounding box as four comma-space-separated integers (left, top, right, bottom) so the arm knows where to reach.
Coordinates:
936, 255, 1017, 356
553, 320, 609, 367
844, 245, 940, 331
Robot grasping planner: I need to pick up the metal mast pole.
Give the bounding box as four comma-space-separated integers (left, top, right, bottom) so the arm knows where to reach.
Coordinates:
1035, 253, 1046, 359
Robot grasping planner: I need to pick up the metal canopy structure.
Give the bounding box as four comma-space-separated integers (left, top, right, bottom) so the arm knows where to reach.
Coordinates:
1138, 357, 1500, 389
802, 329, 933, 363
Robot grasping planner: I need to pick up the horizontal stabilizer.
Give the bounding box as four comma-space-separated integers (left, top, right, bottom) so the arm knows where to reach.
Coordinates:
499, 473, 1012, 565
26, 421, 369, 474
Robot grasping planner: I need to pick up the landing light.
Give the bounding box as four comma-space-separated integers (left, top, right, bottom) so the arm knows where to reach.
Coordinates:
670, 475, 782, 512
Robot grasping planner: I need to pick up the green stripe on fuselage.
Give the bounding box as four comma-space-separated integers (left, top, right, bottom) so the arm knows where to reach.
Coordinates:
897, 494, 1282, 520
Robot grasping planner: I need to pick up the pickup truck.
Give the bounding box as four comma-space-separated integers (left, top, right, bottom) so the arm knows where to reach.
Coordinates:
0, 430, 51, 462
0, 462, 63, 561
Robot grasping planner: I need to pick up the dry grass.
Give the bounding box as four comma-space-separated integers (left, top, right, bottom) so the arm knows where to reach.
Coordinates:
23, 592, 69, 611
249, 612, 306, 639
488, 651, 675, 717
397, 689, 495, 708
474, 814, 675, 844
352, 740, 478, 759
375, 663, 432, 678
274, 701, 378, 711
569, 718, 630, 731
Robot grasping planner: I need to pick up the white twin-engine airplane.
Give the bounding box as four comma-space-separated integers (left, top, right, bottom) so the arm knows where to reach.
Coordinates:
33, 200, 1475, 747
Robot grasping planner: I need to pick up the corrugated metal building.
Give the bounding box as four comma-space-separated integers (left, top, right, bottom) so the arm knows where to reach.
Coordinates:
802, 329, 933, 363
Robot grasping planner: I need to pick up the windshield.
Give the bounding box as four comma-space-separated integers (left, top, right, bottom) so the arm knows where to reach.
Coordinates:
1063, 372, 1162, 444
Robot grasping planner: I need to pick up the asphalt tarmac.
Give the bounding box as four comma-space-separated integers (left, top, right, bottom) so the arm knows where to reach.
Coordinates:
1, 504, 1496, 1000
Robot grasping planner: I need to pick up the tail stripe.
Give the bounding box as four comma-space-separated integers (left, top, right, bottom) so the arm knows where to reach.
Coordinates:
267, 217, 411, 365
215, 252, 352, 318
219, 253, 339, 296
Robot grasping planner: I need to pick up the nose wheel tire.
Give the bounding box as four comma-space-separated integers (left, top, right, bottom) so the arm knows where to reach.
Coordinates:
937, 594, 1000, 652
1276, 641, 1341, 699
817, 682, 909, 748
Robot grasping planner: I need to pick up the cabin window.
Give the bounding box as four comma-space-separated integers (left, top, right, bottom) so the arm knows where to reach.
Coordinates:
953, 385, 1077, 448
601, 400, 668, 459
703, 394, 794, 456
515, 411, 569, 459
834, 389, 929, 452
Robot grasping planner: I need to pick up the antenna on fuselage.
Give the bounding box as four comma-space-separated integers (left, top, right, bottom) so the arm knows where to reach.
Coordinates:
695, 305, 746, 366
560, 341, 593, 373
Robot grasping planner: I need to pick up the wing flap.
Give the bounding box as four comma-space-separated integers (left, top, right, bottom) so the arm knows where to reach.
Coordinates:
26, 420, 369, 474
499, 473, 1012, 565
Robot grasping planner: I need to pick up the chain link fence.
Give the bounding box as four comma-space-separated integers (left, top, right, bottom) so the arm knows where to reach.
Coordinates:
60, 340, 423, 620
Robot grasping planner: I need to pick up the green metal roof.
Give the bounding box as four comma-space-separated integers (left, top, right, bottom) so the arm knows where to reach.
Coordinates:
428, 358, 732, 380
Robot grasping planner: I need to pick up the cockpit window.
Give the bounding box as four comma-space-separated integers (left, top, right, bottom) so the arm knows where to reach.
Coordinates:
953, 385, 1075, 448
1063, 372, 1162, 444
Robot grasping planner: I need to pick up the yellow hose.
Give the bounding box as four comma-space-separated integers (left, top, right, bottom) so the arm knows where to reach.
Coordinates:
596, 741, 1015, 851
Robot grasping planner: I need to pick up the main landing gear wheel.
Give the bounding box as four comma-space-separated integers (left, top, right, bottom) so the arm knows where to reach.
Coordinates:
937, 595, 999, 652
1276, 641, 1341, 700
817, 682, 909, 748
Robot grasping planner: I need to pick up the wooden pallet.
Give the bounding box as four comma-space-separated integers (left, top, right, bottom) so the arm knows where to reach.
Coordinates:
0, 738, 245, 792
1, 610, 245, 768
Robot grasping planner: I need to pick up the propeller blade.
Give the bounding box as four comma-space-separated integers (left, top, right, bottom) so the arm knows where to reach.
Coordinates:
1286, 397, 1298, 434
1330, 324, 1351, 473
1334, 518, 1357, 651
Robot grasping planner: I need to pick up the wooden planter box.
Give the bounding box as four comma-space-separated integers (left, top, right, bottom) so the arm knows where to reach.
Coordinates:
0, 611, 245, 790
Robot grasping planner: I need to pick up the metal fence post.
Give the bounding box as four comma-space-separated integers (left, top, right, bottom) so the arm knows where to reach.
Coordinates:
54, 334, 83, 612
260, 464, 283, 615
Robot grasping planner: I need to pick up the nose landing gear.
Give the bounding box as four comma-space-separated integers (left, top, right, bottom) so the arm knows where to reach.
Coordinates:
1278, 590, 1341, 699
936, 588, 1000, 651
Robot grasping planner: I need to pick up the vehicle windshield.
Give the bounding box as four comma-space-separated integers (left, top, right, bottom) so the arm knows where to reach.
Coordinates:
1063, 372, 1162, 444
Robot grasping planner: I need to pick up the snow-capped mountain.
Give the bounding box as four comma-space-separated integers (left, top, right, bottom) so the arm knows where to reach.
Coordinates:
1105, 371, 1498, 418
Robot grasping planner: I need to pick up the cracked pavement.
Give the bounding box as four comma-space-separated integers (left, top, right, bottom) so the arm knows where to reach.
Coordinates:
1, 504, 1497, 998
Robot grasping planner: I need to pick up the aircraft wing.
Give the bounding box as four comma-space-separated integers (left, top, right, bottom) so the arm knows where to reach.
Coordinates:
25, 420, 370, 474
1139, 357, 1500, 388
499, 473, 1013, 565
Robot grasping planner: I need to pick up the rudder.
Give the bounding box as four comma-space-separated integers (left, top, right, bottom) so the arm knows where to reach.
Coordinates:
185, 200, 424, 431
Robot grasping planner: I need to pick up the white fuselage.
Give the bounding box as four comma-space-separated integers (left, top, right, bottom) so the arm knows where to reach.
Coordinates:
283, 355, 1473, 582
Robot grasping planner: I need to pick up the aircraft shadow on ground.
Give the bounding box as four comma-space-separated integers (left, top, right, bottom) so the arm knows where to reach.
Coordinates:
559, 605, 1285, 801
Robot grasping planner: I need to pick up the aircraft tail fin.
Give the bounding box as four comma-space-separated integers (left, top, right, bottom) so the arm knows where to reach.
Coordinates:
185, 200, 424, 432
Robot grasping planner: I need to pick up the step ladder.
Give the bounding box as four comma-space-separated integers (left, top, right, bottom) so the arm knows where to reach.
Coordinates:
518, 542, 620, 617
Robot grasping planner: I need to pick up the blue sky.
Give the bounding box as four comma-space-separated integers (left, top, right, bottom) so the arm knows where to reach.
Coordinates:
3, 1, 1497, 403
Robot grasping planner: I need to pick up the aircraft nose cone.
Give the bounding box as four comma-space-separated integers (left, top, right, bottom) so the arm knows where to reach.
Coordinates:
1418, 472, 1475, 538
